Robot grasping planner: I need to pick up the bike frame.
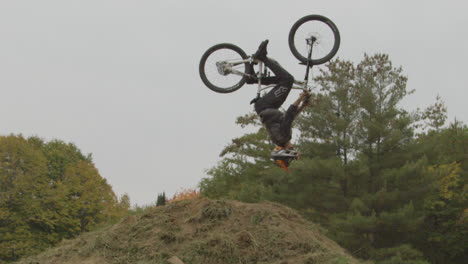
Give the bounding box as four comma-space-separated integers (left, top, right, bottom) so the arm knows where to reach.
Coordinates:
218, 37, 317, 96
219, 58, 313, 92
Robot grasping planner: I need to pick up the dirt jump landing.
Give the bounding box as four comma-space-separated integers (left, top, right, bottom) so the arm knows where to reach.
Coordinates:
18, 198, 358, 264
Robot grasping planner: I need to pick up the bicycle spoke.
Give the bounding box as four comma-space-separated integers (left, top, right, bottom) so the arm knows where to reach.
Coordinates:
294, 20, 336, 61
203, 49, 246, 89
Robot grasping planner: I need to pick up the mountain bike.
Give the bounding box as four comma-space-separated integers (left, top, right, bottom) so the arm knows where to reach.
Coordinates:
199, 15, 340, 96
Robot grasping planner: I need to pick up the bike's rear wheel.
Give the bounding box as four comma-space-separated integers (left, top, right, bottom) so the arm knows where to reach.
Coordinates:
199, 43, 249, 93
289, 15, 340, 65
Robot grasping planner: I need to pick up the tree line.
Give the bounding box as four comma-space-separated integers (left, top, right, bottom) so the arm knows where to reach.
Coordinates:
200, 54, 467, 264
0, 135, 129, 263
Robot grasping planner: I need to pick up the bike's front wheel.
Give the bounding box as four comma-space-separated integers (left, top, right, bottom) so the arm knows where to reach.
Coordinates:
289, 15, 340, 65
199, 43, 249, 93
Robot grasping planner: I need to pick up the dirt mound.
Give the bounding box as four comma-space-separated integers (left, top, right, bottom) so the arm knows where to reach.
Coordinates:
18, 198, 358, 264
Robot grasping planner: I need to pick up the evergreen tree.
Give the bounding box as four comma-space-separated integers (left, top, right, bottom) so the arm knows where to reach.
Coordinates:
297, 59, 359, 197
156, 192, 166, 206
298, 59, 358, 163
200, 53, 467, 264
354, 53, 414, 193
421, 95, 447, 132
200, 113, 276, 202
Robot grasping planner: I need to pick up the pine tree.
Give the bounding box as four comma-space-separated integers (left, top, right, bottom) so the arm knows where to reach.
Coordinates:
296, 54, 438, 261
354, 53, 414, 193
298, 59, 358, 163
156, 192, 166, 206
200, 53, 467, 264
200, 112, 276, 202
297, 59, 359, 197
421, 95, 447, 132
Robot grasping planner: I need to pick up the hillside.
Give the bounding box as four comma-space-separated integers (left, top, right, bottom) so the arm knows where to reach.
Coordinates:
17, 198, 359, 264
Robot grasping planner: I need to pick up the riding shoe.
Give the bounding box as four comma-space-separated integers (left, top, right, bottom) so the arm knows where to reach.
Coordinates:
252, 39, 269, 61
271, 147, 298, 160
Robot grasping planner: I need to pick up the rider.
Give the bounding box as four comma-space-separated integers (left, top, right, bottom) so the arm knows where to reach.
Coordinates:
247, 40, 310, 168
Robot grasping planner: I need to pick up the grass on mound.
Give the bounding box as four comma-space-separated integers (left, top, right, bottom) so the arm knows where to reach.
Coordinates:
17, 198, 361, 264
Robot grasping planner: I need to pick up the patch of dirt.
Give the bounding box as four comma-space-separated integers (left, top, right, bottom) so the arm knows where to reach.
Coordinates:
17, 198, 359, 264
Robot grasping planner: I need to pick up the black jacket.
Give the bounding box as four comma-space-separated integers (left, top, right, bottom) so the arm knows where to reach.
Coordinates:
259, 105, 299, 147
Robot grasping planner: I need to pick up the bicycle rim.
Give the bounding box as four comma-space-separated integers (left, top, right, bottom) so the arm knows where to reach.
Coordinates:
289, 15, 340, 65
200, 44, 248, 93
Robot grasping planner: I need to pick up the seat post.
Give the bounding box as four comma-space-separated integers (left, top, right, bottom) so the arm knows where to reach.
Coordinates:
257, 61, 263, 94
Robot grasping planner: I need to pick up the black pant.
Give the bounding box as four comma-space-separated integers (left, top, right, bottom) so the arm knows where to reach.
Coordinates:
254, 57, 294, 114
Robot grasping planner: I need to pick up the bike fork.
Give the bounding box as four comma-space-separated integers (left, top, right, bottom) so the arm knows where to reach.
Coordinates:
304, 37, 316, 92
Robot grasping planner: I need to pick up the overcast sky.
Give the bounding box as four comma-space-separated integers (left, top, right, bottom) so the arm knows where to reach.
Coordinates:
1, 0, 467, 206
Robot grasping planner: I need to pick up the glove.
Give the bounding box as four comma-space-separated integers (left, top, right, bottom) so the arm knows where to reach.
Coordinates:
250, 95, 260, 105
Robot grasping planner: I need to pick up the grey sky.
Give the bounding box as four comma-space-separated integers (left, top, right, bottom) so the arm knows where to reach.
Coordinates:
0, 0, 467, 206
